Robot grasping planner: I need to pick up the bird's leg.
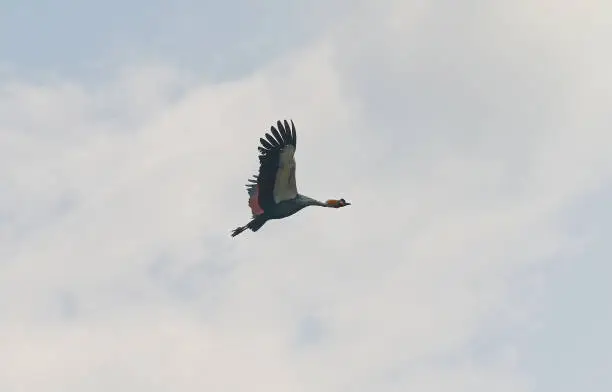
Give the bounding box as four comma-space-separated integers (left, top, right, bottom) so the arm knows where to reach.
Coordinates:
230, 217, 267, 237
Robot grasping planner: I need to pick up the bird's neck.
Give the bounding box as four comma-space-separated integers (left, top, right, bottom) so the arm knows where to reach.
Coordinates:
297, 194, 327, 207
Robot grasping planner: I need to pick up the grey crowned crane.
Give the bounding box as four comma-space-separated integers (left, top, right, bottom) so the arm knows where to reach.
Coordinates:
231, 119, 350, 237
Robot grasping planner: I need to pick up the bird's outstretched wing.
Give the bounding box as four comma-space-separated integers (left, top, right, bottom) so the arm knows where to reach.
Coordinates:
245, 120, 298, 213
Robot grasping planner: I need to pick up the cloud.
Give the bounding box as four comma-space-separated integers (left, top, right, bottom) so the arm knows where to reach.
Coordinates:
1, 1, 611, 391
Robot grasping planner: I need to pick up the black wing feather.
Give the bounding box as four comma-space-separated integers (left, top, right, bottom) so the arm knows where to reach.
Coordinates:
245, 175, 258, 192
243, 119, 298, 211
260, 138, 274, 149
278, 120, 290, 140
265, 133, 279, 147
291, 120, 297, 146
270, 126, 282, 144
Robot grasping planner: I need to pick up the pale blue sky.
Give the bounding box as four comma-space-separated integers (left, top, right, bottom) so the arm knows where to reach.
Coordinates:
522, 187, 612, 391
1, 0, 349, 82
1, 1, 611, 391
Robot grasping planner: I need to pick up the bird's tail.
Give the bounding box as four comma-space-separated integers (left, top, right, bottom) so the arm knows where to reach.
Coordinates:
231, 218, 267, 237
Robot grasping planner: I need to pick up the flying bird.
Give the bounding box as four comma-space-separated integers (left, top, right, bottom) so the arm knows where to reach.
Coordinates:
231, 119, 350, 237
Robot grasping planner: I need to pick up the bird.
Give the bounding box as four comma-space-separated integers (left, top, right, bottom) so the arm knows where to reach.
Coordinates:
231, 119, 350, 237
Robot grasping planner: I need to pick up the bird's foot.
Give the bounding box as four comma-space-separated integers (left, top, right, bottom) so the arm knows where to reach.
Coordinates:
231, 226, 247, 237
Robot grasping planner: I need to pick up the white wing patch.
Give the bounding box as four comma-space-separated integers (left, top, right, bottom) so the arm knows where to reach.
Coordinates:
273, 145, 298, 203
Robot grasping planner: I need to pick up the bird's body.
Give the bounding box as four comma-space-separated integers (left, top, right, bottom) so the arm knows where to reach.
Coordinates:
231, 119, 350, 237
261, 195, 314, 219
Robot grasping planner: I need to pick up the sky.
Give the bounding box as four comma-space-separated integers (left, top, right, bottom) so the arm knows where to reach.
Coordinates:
1, 1, 611, 391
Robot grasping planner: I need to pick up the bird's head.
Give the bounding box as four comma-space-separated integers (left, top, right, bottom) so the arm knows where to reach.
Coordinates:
325, 198, 351, 208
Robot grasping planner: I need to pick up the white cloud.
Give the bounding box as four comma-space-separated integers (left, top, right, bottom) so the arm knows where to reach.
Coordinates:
1, 1, 611, 391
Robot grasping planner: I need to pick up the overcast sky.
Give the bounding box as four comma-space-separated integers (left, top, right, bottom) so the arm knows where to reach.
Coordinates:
1, 1, 611, 391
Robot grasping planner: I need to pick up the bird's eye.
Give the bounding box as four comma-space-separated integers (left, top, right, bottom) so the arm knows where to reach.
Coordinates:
339, 198, 345, 204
